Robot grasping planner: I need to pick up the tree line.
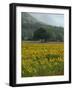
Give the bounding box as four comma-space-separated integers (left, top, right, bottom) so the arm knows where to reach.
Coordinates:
22, 27, 64, 42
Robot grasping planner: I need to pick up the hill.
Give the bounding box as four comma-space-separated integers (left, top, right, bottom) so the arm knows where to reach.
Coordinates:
21, 12, 64, 42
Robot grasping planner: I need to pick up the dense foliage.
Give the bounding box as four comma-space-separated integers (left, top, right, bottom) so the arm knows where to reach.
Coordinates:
33, 27, 64, 42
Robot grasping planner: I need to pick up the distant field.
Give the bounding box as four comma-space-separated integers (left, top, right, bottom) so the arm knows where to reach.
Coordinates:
21, 41, 64, 77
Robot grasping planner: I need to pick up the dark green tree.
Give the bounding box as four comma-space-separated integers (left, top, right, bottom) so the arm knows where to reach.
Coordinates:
33, 28, 48, 42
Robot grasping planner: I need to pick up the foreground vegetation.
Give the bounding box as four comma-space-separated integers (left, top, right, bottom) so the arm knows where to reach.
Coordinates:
21, 41, 64, 77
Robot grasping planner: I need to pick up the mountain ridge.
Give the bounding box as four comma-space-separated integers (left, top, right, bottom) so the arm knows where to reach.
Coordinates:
21, 12, 64, 41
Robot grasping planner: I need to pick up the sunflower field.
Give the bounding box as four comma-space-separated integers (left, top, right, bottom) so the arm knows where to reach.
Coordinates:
21, 41, 64, 77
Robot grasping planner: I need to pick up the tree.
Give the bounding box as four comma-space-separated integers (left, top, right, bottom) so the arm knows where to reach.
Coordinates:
56, 33, 64, 42
22, 30, 26, 40
33, 28, 48, 42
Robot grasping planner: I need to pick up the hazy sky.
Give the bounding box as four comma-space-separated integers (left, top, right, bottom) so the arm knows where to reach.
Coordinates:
29, 13, 64, 27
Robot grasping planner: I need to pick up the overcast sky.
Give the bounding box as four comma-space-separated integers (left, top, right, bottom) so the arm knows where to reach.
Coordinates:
29, 12, 64, 27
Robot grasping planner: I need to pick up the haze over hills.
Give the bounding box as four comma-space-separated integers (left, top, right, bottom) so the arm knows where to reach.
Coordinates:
29, 13, 64, 27
21, 12, 64, 41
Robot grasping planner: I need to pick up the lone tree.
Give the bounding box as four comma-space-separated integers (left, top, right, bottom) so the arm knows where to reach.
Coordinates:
33, 28, 48, 42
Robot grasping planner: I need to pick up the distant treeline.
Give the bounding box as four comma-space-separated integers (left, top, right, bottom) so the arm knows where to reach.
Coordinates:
22, 27, 64, 42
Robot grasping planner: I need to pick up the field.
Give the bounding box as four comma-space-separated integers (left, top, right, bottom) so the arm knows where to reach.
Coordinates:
21, 41, 64, 77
